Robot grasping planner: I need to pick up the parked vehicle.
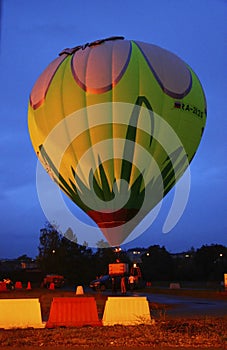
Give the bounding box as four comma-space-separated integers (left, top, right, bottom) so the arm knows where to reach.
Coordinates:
3, 278, 15, 290
42, 274, 64, 288
89, 275, 112, 291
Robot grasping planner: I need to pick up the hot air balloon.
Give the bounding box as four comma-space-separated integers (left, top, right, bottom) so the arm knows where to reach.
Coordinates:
28, 36, 207, 247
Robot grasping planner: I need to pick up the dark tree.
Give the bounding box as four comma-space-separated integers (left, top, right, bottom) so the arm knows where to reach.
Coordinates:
194, 244, 227, 280
37, 222, 62, 274
60, 228, 94, 283
172, 248, 196, 281
141, 245, 174, 281
93, 248, 116, 276
37, 223, 94, 284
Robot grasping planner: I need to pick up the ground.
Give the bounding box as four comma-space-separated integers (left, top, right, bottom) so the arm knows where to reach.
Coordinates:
0, 288, 226, 349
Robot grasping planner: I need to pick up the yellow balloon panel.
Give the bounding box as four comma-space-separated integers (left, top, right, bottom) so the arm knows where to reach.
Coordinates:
28, 37, 206, 246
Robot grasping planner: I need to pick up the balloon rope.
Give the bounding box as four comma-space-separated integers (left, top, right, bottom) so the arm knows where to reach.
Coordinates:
59, 36, 125, 56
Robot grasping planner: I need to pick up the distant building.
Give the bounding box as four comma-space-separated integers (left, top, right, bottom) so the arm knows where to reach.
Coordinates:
0, 258, 38, 274
126, 248, 147, 263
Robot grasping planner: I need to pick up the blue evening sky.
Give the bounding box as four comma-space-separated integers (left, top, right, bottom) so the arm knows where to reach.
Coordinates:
0, 0, 226, 258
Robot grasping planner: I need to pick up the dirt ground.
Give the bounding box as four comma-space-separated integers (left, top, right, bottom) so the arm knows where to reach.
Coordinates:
0, 320, 226, 349
0, 288, 226, 349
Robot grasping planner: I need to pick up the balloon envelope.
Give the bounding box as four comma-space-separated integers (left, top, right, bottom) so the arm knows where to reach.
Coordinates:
28, 37, 206, 246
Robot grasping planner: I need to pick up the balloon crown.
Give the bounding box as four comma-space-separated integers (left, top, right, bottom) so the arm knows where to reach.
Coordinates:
59, 36, 125, 56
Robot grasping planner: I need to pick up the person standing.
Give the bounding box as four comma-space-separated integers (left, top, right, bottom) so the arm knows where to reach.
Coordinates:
121, 275, 126, 294
128, 274, 135, 291
112, 276, 117, 293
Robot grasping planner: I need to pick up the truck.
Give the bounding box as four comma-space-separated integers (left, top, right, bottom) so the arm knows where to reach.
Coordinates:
42, 274, 65, 288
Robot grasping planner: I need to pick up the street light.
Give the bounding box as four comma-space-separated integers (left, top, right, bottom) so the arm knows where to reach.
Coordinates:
114, 247, 121, 253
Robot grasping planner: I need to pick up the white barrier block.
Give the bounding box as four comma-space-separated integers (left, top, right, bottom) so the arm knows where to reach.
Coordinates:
0, 299, 45, 329
102, 296, 153, 326
76, 285, 84, 295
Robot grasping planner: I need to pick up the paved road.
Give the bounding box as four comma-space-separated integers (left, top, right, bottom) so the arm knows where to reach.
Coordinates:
89, 287, 227, 318
130, 291, 227, 318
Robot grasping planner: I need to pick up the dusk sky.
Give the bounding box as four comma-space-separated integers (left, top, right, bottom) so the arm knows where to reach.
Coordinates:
0, 0, 226, 258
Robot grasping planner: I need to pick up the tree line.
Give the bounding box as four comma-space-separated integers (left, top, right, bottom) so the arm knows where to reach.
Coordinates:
35, 222, 227, 285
